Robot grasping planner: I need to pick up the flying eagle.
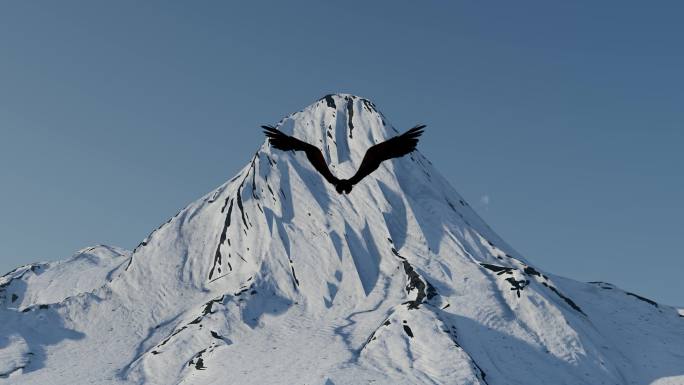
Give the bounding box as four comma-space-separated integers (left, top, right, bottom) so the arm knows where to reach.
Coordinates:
262, 124, 425, 194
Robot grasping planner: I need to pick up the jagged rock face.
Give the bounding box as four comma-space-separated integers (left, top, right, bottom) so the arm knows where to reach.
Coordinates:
1, 94, 683, 385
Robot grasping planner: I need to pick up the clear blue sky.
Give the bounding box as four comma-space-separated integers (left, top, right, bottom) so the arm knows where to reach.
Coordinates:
1, 1, 682, 305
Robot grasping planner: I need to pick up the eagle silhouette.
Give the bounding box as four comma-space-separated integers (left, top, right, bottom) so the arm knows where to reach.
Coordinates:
262, 124, 425, 194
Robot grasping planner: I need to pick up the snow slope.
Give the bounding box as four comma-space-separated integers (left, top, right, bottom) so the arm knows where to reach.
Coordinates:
1, 245, 130, 310
1, 94, 682, 384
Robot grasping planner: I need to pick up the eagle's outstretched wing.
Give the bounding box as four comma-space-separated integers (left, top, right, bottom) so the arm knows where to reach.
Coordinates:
262, 125, 340, 186
338, 125, 426, 193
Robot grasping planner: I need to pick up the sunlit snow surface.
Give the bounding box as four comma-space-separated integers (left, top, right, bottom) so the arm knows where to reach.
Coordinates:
1, 94, 683, 384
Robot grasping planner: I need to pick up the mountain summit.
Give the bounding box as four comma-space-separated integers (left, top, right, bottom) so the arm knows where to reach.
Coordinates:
1, 94, 682, 385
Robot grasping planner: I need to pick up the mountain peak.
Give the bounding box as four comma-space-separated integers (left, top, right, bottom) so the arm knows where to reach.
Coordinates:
267, 94, 400, 173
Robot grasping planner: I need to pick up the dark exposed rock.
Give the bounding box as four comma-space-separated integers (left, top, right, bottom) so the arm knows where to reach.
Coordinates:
626, 292, 658, 307
505, 278, 530, 298
402, 261, 427, 309
290, 264, 300, 289
523, 266, 542, 277
402, 324, 414, 338
480, 263, 514, 275
542, 283, 585, 315
346, 97, 354, 138
323, 94, 336, 109
210, 199, 233, 280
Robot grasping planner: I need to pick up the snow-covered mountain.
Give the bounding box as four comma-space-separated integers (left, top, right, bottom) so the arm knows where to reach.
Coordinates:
1, 94, 682, 385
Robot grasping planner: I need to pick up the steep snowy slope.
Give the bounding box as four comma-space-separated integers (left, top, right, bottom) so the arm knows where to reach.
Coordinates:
1, 94, 682, 384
